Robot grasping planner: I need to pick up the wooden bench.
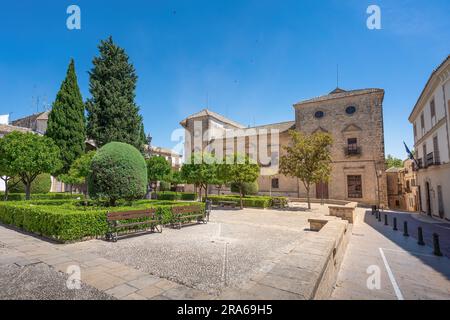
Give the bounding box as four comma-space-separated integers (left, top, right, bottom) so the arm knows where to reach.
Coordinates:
172, 205, 207, 229
106, 209, 161, 242
218, 200, 237, 209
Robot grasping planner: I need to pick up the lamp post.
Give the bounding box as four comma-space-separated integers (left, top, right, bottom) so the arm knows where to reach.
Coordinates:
146, 133, 153, 199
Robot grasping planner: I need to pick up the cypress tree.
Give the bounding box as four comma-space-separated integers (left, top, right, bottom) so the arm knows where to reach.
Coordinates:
46, 59, 86, 175
86, 36, 145, 150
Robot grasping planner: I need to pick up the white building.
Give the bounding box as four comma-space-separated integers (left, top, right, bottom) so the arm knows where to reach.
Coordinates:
408, 55, 450, 221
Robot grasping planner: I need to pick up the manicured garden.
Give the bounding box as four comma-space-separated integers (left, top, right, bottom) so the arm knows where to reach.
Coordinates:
0, 198, 204, 242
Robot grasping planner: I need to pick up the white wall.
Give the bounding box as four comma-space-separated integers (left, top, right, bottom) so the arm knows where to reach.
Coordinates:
0, 179, 5, 192
0, 114, 9, 125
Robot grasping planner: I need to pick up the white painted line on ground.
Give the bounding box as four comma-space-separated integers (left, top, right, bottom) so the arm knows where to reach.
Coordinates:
379, 248, 404, 300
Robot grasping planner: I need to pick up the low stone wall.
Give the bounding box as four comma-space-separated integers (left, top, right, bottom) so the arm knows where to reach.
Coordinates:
220, 218, 351, 300
328, 202, 358, 223
289, 198, 351, 206
311, 220, 351, 299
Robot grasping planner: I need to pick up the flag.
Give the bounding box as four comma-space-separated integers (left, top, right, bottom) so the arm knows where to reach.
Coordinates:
403, 141, 419, 166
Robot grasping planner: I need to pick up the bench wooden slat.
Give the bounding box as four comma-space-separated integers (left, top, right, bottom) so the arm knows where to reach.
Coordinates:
107, 209, 157, 221
172, 206, 202, 214
116, 220, 159, 228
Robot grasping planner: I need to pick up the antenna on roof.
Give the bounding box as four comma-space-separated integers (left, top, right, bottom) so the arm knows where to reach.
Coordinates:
336, 64, 339, 88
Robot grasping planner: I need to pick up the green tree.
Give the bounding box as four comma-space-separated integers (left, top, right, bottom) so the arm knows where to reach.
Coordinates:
385, 155, 403, 169
60, 151, 96, 198
88, 142, 147, 206
146, 156, 172, 195
181, 153, 217, 201
46, 59, 86, 175
0, 138, 20, 200
219, 154, 260, 209
86, 36, 146, 151
9, 174, 52, 194
0, 132, 62, 200
169, 170, 185, 191
280, 130, 333, 210
231, 181, 259, 196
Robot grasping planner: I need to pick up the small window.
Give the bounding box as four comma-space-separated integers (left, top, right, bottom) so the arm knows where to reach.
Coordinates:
314, 111, 324, 119
272, 178, 279, 189
346, 106, 356, 115
430, 99, 436, 118
413, 123, 417, 138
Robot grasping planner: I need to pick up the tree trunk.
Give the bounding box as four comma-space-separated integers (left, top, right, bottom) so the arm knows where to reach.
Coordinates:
205, 184, 209, 201
306, 185, 311, 210
240, 186, 244, 210
3, 178, 9, 201
25, 182, 31, 201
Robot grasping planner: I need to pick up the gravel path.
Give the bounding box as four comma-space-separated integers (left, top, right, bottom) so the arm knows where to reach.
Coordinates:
86, 208, 315, 295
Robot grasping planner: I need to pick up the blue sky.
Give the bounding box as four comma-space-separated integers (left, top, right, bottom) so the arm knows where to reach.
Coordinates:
0, 0, 449, 159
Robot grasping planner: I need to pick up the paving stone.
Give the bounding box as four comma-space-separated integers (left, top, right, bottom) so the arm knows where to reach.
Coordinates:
244, 283, 305, 300
258, 273, 311, 297
161, 286, 212, 300
83, 273, 127, 291
121, 293, 147, 300
127, 275, 161, 289
136, 285, 165, 299
105, 284, 138, 299
154, 279, 180, 290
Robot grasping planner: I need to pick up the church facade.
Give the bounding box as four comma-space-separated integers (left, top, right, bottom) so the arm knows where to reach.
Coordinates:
180, 88, 388, 207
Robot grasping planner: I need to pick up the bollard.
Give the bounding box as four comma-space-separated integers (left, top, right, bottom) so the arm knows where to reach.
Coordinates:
417, 227, 425, 246
372, 205, 376, 215
393, 218, 398, 231
433, 233, 443, 256
378, 211, 382, 222
403, 221, 409, 237
384, 214, 388, 226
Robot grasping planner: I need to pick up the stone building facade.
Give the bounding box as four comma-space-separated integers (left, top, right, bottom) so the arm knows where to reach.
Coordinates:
408, 55, 450, 221
386, 160, 419, 212
180, 87, 388, 207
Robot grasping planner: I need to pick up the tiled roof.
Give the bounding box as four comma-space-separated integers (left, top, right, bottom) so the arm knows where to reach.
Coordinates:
294, 88, 384, 106
11, 111, 49, 127
144, 144, 181, 157
180, 109, 246, 129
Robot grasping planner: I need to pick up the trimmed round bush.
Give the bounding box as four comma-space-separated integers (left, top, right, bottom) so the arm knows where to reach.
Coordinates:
9, 173, 52, 194
88, 142, 147, 205
231, 181, 259, 196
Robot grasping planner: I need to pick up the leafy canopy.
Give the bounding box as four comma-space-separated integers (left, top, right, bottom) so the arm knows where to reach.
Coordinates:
146, 156, 172, 183
280, 130, 333, 208
385, 155, 403, 169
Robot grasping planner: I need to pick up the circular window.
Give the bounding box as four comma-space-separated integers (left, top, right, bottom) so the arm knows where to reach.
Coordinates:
314, 111, 324, 119
346, 106, 356, 115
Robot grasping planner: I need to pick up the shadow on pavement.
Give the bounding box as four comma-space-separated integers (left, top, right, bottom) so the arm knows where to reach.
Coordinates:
363, 210, 450, 280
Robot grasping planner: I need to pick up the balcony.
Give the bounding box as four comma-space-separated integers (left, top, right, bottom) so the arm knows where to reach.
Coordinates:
344, 146, 361, 156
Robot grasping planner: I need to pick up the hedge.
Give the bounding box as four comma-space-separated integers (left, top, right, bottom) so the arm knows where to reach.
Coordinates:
206, 195, 288, 208
155, 192, 197, 201
0, 193, 83, 202
0, 200, 204, 242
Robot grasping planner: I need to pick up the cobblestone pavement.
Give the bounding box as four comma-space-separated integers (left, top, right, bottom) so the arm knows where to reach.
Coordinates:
332, 210, 450, 300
